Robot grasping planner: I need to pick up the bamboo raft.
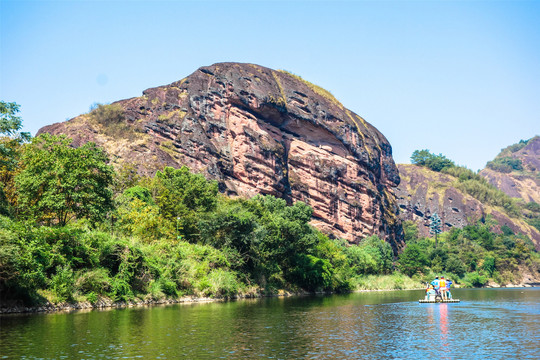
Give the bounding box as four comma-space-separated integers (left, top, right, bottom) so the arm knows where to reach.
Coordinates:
419, 299, 460, 303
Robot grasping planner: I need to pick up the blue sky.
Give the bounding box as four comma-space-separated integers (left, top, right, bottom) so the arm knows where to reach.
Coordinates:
1, 0, 539, 171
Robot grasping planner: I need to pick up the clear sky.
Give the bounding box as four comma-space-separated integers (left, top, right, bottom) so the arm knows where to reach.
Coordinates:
1, 0, 539, 171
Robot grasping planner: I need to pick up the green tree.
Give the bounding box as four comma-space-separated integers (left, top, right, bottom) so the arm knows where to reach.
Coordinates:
411, 149, 454, 172
398, 243, 428, 277
15, 134, 114, 226
429, 212, 442, 245
153, 166, 219, 240
246, 195, 319, 286
0, 101, 31, 216
0, 101, 31, 141
403, 220, 419, 243
446, 256, 467, 277
346, 236, 393, 275
482, 255, 496, 277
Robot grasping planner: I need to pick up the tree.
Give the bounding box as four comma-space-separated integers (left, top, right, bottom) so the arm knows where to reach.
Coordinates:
411, 149, 454, 172
0, 101, 31, 140
152, 166, 219, 240
398, 243, 428, 277
0, 101, 31, 216
430, 212, 442, 246
15, 133, 114, 226
347, 235, 394, 275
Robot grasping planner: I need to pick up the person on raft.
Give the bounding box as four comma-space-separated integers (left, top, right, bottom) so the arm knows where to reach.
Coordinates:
427, 276, 453, 301
425, 283, 437, 301
430, 276, 440, 297
444, 278, 453, 299
439, 277, 447, 300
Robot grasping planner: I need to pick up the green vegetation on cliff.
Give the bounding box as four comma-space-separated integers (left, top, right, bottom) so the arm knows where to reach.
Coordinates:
399, 220, 540, 287
411, 149, 523, 217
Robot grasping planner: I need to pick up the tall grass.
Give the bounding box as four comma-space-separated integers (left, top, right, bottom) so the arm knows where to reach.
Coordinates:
353, 273, 423, 291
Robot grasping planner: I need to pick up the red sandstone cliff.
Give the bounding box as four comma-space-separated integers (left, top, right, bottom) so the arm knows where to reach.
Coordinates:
39, 63, 403, 250
395, 164, 540, 249
480, 136, 540, 204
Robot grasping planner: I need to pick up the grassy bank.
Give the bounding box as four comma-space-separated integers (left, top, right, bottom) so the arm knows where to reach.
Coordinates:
353, 274, 424, 291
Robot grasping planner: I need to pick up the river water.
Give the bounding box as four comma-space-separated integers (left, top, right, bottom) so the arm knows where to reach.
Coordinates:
1, 288, 539, 359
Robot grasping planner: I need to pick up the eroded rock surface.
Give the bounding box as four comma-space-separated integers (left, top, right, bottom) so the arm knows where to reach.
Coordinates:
396, 164, 540, 249
480, 136, 540, 204
39, 63, 403, 250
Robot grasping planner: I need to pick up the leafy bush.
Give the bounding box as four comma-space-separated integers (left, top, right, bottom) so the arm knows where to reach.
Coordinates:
110, 276, 133, 302
89, 103, 125, 124
347, 236, 393, 275
75, 268, 111, 295
445, 256, 467, 277
206, 269, 242, 297
50, 265, 75, 302
524, 202, 540, 213
411, 149, 455, 172
463, 271, 488, 287
486, 157, 523, 173
398, 243, 428, 277
158, 276, 178, 297
290, 254, 333, 291
147, 279, 165, 300
482, 255, 496, 277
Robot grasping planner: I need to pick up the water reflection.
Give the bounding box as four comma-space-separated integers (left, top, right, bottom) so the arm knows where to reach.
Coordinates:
1, 288, 539, 359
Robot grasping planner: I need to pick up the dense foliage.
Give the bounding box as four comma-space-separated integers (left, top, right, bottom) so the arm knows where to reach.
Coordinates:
1, 108, 405, 304
0, 101, 31, 217
15, 134, 114, 226
486, 157, 523, 173
397, 220, 540, 287
1, 104, 538, 307
410, 149, 455, 172
0, 154, 402, 304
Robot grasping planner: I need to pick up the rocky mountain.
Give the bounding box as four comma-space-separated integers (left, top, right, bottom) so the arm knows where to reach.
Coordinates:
38, 62, 403, 250
480, 136, 540, 204
395, 163, 540, 249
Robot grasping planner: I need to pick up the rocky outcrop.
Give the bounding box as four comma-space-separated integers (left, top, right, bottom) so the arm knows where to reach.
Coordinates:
38, 63, 403, 250
396, 164, 540, 249
480, 136, 540, 204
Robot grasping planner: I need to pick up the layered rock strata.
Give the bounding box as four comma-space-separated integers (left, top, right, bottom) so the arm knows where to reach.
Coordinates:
480, 136, 540, 204
39, 63, 403, 250
396, 164, 540, 249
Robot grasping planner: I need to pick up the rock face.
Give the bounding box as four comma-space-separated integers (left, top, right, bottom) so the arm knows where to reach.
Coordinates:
38, 63, 403, 250
396, 164, 540, 249
480, 136, 540, 204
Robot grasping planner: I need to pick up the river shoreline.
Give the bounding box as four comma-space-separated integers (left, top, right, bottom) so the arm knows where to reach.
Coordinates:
3, 283, 538, 315
0, 290, 307, 315
0, 288, 409, 315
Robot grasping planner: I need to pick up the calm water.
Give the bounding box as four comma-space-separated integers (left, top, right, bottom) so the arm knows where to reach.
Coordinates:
1, 288, 539, 359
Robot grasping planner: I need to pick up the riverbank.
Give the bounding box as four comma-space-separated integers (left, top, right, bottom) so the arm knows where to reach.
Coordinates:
0, 296, 219, 315
0, 289, 309, 315
4, 282, 540, 315
0, 285, 402, 314
0, 273, 423, 314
